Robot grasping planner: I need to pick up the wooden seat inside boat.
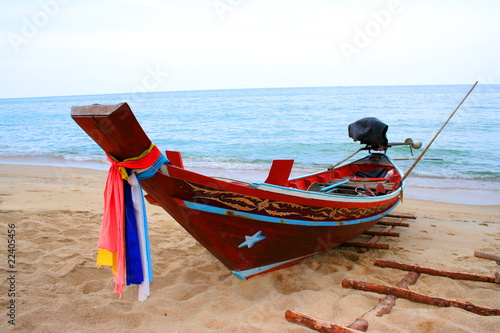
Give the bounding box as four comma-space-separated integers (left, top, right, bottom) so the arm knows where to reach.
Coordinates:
285, 152, 401, 197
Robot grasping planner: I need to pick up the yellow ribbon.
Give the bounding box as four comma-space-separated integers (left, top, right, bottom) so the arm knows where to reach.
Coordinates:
107, 142, 156, 181
96, 249, 118, 274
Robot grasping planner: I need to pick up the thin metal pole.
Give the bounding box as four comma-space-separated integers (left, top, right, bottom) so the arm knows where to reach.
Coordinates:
401, 81, 478, 183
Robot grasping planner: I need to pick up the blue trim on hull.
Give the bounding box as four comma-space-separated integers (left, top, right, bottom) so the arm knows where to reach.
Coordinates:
180, 199, 400, 227
232, 252, 323, 280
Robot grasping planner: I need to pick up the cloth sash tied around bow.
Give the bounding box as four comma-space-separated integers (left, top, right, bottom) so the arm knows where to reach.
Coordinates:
96, 143, 162, 299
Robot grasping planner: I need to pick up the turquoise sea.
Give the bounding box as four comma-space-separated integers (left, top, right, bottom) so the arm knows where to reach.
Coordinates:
1, 84, 499, 204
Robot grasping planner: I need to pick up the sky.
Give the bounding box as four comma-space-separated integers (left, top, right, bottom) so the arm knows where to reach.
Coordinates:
1, 0, 499, 98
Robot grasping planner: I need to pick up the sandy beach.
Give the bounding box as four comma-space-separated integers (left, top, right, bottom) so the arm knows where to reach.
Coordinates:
0, 164, 498, 332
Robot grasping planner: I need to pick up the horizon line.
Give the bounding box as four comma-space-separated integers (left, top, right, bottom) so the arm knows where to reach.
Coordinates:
0, 82, 491, 100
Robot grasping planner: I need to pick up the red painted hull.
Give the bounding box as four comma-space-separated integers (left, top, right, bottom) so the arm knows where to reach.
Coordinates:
72, 103, 403, 279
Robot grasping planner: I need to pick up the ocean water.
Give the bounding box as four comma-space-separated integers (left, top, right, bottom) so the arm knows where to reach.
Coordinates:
1, 84, 499, 204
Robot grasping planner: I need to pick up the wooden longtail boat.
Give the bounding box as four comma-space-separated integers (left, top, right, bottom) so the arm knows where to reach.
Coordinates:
72, 103, 418, 280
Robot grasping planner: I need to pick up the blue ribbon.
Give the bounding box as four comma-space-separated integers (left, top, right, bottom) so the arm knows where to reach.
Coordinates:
133, 153, 169, 283
123, 179, 144, 285
136, 154, 169, 180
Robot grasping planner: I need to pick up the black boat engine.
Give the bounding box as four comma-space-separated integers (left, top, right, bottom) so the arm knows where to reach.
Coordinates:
348, 117, 388, 150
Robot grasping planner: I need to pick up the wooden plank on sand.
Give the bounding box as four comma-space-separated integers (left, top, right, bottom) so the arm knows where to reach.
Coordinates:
363, 230, 400, 237
386, 213, 416, 219
285, 310, 365, 333
342, 279, 500, 316
374, 259, 497, 283
377, 220, 410, 227
474, 250, 500, 264
342, 242, 389, 249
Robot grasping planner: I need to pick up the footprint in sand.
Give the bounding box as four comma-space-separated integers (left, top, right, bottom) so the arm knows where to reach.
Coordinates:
272, 272, 321, 295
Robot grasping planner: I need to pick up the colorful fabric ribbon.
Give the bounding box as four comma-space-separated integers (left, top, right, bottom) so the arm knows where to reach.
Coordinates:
96, 143, 165, 299
128, 173, 152, 301
123, 179, 144, 285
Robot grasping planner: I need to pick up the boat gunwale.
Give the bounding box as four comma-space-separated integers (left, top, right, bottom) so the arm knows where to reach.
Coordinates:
248, 181, 402, 203
164, 163, 403, 206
